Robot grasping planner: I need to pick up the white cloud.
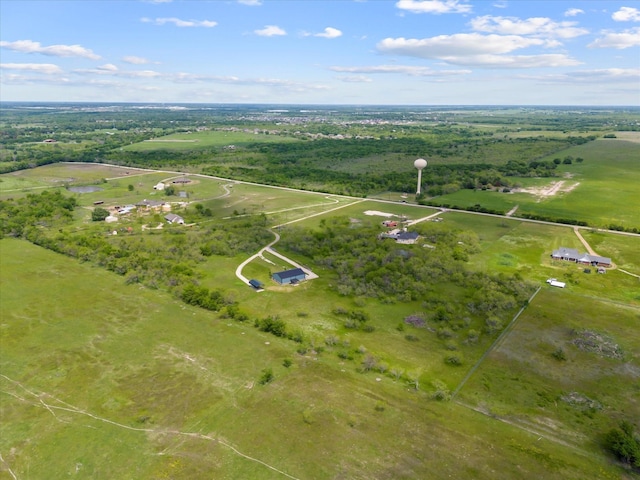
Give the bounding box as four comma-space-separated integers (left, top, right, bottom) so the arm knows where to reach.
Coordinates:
330, 64, 471, 76
97, 63, 119, 72
315, 27, 343, 39
254, 25, 286, 36
470, 15, 588, 39
564, 8, 584, 17
588, 27, 640, 49
0, 63, 63, 74
396, 0, 472, 14
378, 34, 544, 57
237, 0, 262, 5
377, 35, 581, 68
522, 68, 640, 84
75, 65, 162, 78
123, 56, 154, 65
612, 7, 640, 22
141, 17, 217, 27
0, 40, 100, 59
493, 1, 508, 9
337, 75, 373, 83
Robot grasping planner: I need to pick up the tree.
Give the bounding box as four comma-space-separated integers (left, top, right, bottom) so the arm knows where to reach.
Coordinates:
164, 185, 176, 196
605, 421, 640, 467
91, 207, 110, 221
127, 184, 134, 192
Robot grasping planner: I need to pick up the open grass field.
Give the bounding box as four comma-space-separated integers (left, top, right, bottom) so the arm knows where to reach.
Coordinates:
432, 136, 640, 229
1, 238, 631, 480
2, 162, 639, 479
123, 130, 300, 152
458, 288, 640, 456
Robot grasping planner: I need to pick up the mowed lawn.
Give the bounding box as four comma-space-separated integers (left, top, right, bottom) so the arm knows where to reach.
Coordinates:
0, 238, 626, 480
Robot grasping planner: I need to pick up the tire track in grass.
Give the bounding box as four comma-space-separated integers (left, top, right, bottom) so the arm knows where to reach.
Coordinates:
0, 374, 301, 480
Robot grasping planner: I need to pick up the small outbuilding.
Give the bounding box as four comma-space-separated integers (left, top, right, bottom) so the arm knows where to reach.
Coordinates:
249, 279, 265, 290
272, 268, 306, 285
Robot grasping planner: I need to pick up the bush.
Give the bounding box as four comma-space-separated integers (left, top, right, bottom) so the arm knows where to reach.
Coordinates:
258, 368, 274, 385
91, 207, 110, 222
255, 316, 287, 337
444, 354, 463, 366
283, 358, 292, 368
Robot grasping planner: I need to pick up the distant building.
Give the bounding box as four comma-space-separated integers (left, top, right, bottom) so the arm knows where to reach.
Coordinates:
272, 268, 306, 285
172, 177, 191, 184
249, 279, 264, 290
136, 199, 165, 210
164, 213, 184, 225
153, 182, 165, 191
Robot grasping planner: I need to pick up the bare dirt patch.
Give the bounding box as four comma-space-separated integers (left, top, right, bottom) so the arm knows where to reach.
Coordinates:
572, 329, 624, 359
512, 180, 580, 202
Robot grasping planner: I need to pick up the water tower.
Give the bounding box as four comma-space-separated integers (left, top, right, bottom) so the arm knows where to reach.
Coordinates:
414, 158, 428, 195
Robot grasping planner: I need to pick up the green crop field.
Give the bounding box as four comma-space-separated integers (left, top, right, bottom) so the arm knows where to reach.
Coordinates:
123, 130, 300, 152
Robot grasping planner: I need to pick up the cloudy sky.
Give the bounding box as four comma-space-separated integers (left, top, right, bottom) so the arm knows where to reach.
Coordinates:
1, 0, 639, 105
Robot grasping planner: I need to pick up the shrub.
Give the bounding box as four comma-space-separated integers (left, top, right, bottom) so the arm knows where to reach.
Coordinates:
444, 354, 463, 366
258, 368, 274, 385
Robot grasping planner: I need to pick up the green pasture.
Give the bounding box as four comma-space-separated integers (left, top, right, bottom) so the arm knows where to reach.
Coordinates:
123, 130, 299, 152
458, 288, 640, 454
433, 137, 640, 228
0, 239, 627, 479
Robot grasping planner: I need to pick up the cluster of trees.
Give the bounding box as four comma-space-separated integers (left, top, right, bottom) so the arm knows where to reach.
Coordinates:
0, 191, 272, 292
181, 284, 233, 312
0, 190, 77, 238
278, 217, 534, 336
605, 421, 640, 469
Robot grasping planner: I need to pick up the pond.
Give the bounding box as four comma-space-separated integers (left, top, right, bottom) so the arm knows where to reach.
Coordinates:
67, 186, 104, 193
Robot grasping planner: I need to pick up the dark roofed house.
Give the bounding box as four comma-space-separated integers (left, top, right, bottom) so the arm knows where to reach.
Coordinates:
249, 279, 264, 290
272, 268, 306, 285
396, 231, 420, 244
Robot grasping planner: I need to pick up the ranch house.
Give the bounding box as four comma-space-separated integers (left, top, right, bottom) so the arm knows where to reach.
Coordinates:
551, 247, 611, 268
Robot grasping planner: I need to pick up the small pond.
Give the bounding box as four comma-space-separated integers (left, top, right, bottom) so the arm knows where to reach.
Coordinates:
67, 186, 104, 193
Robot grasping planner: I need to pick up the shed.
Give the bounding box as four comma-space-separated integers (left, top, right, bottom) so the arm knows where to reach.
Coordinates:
249, 279, 264, 290
272, 268, 306, 285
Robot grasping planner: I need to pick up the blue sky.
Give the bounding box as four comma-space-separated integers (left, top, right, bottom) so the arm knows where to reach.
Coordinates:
1, 0, 639, 105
